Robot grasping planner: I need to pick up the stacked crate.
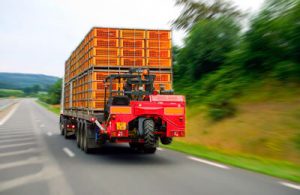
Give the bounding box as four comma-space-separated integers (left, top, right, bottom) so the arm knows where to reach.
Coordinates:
64, 27, 173, 111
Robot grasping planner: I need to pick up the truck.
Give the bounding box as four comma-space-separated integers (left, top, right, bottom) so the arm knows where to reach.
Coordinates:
59, 27, 185, 154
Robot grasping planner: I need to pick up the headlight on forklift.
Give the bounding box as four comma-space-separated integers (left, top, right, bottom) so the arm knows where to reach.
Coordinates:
116, 122, 127, 130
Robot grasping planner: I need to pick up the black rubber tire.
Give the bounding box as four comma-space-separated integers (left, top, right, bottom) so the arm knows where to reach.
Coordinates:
64, 119, 70, 139
143, 119, 157, 153
143, 147, 157, 154
161, 137, 173, 145
60, 118, 65, 136
83, 121, 92, 154
76, 121, 81, 148
80, 122, 84, 150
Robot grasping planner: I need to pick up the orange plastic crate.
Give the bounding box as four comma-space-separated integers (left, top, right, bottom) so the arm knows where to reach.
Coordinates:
147, 30, 171, 40
146, 40, 171, 49
120, 48, 145, 57
154, 82, 172, 90
90, 38, 119, 48
90, 91, 106, 99
120, 29, 146, 39
89, 57, 120, 66
93, 28, 119, 39
91, 71, 120, 81
146, 49, 171, 58
155, 73, 171, 82
88, 100, 105, 109
120, 39, 145, 48
121, 58, 145, 66
146, 58, 171, 67
89, 48, 119, 56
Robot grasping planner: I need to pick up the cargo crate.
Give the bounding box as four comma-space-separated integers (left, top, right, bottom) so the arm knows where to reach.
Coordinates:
90, 91, 106, 99
154, 82, 172, 91
88, 100, 105, 109
89, 57, 120, 66
91, 71, 120, 81
146, 49, 171, 58
120, 39, 145, 48
146, 58, 171, 67
93, 28, 119, 39
120, 29, 146, 39
146, 40, 171, 49
154, 73, 171, 82
90, 38, 119, 48
120, 48, 145, 57
147, 30, 171, 40
120, 58, 145, 66
89, 48, 119, 57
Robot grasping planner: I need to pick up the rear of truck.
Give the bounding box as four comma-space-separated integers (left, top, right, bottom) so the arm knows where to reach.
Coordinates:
60, 27, 185, 153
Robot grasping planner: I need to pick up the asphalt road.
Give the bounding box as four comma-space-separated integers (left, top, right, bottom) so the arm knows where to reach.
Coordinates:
0, 99, 299, 195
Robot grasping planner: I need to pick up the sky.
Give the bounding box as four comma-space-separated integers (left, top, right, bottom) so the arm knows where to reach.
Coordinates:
0, 0, 263, 77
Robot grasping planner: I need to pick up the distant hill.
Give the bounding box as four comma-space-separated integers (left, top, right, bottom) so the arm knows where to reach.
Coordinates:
0, 72, 60, 90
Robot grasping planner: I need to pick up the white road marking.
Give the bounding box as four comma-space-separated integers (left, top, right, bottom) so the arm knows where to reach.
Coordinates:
0, 157, 42, 170
63, 147, 75, 157
0, 148, 37, 157
40, 124, 45, 128
0, 142, 36, 149
47, 132, 53, 136
0, 131, 33, 135
0, 134, 34, 139
0, 137, 34, 144
157, 147, 164, 151
187, 156, 230, 170
0, 103, 19, 126
279, 181, 300, 190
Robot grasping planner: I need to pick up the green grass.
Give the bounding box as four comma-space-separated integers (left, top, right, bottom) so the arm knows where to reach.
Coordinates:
0, 89, 24, 97
36, 100, 60, 115
163, 141, 300, 183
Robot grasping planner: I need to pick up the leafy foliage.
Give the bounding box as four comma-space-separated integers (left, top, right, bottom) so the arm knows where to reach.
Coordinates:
39, 79, 62, 105
172, 0, 243, 30
173, 0, 300, 120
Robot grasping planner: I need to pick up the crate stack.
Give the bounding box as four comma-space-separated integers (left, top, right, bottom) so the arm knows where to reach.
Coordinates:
64, 27, 173, 111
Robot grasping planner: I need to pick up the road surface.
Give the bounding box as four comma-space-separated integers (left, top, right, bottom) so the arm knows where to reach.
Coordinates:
0, 99, 299, 195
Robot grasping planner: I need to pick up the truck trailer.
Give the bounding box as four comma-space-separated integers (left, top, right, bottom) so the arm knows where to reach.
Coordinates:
60, 27, 185, 154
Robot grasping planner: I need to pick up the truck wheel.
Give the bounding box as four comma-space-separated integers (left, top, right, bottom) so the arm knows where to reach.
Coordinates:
64, 120, 70, 139
83, 121, 92, 154
144, 147, 156, 154
143, 119, 157, 153
76, 121, 81, 148
60, 117, 65, 135
161, 137, 172, 145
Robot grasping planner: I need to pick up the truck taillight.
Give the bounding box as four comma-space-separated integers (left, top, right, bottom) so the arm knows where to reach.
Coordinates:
71, 125, 75, 129
90, 117, 96, 122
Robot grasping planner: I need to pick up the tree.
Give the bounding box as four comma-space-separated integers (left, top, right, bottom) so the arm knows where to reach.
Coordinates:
172, 0, 243, 30
47, 79, 62, 104
176, 17, 240, 80
241, 0, 300, 77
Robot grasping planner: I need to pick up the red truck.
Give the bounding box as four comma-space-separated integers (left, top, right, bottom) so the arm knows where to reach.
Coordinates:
59, 27, 185, 153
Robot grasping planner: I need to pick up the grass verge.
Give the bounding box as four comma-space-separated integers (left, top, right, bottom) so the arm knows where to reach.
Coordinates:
36, 100, 60, 115
163, 141, 300, 183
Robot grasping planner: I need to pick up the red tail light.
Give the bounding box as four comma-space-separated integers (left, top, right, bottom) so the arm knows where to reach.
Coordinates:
90, 117, 96, 122
71, 125, 75, 129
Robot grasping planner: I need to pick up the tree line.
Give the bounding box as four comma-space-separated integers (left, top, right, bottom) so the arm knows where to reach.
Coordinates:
172, 0, 300, 120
